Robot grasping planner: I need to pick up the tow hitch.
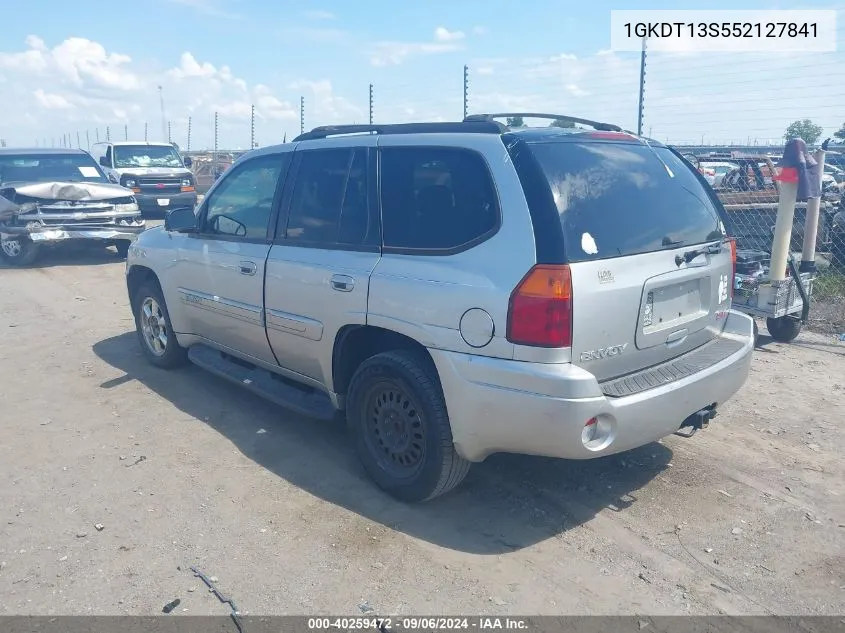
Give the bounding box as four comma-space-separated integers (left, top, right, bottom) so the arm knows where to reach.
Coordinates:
675, 406, 717, 438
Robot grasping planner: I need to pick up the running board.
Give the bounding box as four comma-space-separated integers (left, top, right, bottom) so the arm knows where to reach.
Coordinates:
187, 345, 336, 421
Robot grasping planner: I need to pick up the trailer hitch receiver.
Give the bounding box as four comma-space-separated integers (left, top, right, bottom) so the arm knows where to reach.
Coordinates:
675, 406, 718, 438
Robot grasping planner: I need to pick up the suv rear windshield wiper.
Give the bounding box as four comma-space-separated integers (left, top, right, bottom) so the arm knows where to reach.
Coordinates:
675, 241, 722, 267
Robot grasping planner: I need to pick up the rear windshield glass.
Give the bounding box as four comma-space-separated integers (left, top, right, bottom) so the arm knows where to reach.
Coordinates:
528, 141, 725, 263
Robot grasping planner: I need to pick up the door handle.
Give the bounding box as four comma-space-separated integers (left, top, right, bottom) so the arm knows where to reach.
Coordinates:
238, 260, 257, 276
330, 274, 355, 292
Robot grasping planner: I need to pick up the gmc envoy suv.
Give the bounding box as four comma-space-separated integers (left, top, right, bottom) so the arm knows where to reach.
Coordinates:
125, 114, 755, 502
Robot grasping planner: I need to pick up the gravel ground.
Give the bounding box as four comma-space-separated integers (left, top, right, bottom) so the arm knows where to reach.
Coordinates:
1, 244, 843, 616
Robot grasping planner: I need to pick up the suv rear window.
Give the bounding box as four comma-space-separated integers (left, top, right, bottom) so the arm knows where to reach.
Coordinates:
526, 141, 724, 263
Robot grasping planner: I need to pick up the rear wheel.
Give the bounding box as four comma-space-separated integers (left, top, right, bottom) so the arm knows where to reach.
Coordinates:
347, 350, 470, 502
1, 236, 39, 266
133, 282, 188, 368
766, 316, 802, 343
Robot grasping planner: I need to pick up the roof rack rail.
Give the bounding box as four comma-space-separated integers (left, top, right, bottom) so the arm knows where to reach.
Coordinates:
293, 120, 506, 142
464, 113, 622, 132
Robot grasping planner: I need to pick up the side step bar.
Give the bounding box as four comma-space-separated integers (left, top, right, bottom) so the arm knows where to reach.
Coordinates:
188, 345, 337, 421
675, 406, 718, 438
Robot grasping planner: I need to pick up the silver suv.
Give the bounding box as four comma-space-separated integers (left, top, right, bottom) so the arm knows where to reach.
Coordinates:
125, 113, 755, 502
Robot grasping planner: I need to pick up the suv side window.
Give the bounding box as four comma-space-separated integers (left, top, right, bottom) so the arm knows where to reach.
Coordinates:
284, 148, 374, 247
202, 154, 286, 240
379, 147, 499, 252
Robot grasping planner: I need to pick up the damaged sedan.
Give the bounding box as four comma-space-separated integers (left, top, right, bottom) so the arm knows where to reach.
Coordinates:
0, 148, 145, 266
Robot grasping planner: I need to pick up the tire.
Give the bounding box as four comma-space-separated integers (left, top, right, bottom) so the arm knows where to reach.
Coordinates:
133, 281, 188, 368
114, 241, 131, 258
1, 236, 39, 266
347, 349, 470, 502
766, 316, 802, 343
752, 319, 759, 348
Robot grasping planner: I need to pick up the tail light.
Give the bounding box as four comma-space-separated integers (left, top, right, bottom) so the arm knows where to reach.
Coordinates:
727, 237, 737, 298
506, 265, 573, 348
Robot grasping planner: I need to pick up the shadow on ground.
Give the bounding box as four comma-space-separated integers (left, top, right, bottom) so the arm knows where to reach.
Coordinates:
0, 242, 125, 269
93, 332, 673, 555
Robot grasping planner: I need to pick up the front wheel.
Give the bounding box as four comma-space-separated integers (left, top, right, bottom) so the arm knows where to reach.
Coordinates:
766, 316, 802, 343
347, 349, 470, 502
1, 236, 39, 266
114, 241, 131, 258
133, 282, 188, 368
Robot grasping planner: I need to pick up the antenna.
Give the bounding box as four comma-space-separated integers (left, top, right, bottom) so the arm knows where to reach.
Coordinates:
158, 85, 167, 142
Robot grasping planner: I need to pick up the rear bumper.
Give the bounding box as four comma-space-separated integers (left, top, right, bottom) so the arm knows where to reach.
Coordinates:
136, 191, 197, 214
431, 310, 755, 463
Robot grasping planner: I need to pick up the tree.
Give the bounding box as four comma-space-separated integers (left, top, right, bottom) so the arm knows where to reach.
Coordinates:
784, 119, 823, 145
506, 116, 524, 128
834, 123, 845, 140
549, 118, 576, 129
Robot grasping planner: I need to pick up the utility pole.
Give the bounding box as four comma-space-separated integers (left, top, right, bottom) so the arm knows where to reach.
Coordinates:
300, 96, 305, 135
86, 130, 90, 150
124, 124, 128, 141
637, 36, 647, 137
187, 116, 192, 152
95, 129, 100, 143
168, 121, 172, 144
106, 126, 111, 142
250, 104, 255, 149
77, 131, 81, 149
213, 111, 219, 174
463, 65, 469, 119
369, 84, 374, 125
158, 85, 167, 142
144, 122, 148, 142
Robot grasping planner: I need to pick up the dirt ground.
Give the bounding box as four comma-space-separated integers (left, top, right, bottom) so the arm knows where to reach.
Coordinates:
1, 243, 844, 617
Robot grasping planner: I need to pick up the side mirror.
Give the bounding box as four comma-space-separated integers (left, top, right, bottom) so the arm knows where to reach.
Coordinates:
99, 156, 110, 167
164, 206, 197, 233
108, 173, 118, 183
183, 156, 193, 168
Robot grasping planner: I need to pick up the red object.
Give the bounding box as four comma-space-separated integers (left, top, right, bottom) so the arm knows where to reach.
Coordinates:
727, 238, 737, 299
156, 183, 165, 188
507, 265, 573, 348
585, 131, 637, 141
773, 166, 799, 183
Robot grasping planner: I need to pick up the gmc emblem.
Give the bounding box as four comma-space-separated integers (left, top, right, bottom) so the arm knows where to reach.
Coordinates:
580, 343, 628, 362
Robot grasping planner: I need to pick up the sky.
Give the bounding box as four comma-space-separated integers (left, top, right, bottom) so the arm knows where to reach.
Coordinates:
1, 0, 844, 150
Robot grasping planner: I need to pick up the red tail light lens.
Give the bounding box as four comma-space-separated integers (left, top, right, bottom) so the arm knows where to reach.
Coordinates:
506, 265, 573, 348
727, 237, 737, 298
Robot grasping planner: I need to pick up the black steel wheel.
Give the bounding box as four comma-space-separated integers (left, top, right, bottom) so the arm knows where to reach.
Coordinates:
347, 349, 470, 502
362, 379, 427, 480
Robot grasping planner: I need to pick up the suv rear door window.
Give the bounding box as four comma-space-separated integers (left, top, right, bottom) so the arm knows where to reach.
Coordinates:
379, 147, 499, 252
285, 148, 374, 247
527, 141, 724, 263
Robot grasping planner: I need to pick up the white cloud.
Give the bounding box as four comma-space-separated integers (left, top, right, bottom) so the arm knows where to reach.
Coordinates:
370, 28, 466, 66
303, 9, 336, 20
434, 27, 465, 42
288, 79, 363, 124
33, 89, 73, 110
0, 36, 301, 148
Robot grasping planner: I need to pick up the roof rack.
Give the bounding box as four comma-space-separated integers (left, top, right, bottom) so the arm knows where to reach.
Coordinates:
464, 113, 622, 132
293, 120, 506, 142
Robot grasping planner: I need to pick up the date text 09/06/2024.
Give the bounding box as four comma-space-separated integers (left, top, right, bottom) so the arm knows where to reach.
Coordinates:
306, 617, 529, 631
624, 22, 818, 39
